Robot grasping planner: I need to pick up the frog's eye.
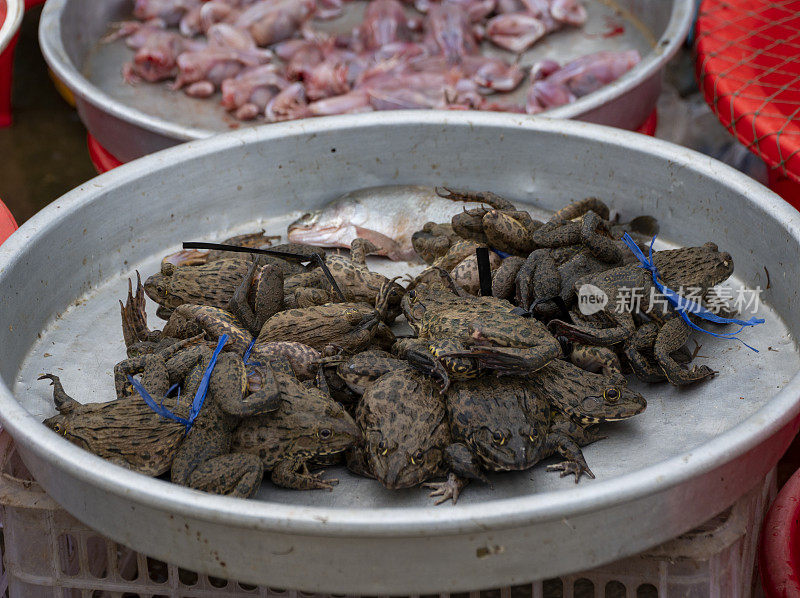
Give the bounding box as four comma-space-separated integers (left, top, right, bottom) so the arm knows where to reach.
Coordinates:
603, 388, 620, 403
407, 290, 417, 302
318, 428, 332, 440
491, 430, 506, 445
410, 449, 424, 465
52, 423, 66, 436
377, 440, 389, 456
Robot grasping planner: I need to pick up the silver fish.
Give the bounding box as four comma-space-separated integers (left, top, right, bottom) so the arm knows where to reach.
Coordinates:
287, 185, 481, 261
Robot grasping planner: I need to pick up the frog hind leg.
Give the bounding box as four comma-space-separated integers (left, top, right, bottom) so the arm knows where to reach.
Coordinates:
623, 322, 667, 383
164, 345, 212, 388
580, 211, 623, 263
653, 317, 716, 386
483, 210, 538, 255
229, 260, 283, 335
531, 218, 581, 248
570, 344, 625, 382
552, 197, 610, 221
443, 443, 490, 484
404, 348, 452, 391
423, 472, 469, 505
114, 354, 169, 400
220, 380, 282, 418
492, 255, 525, 300
549, 312, 636, 347
350, 238, 378, 266
516, 249, 560, 311
436, 187, 516, 210
467, 338, 562, 376
186, 453, 264, 498
271, 459, 339, 490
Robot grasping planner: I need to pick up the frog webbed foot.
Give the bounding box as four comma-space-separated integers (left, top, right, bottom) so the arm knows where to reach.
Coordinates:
423, 473, 469, 505
38, 374, 80, 413
271, 459, 339, 491
121, 272, 159, 348
543, 433, 595, 483
546, 459, 595, 483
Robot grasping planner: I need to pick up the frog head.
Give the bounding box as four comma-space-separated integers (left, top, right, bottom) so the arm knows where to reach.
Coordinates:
654, 242, 734, 292
277, 388, 361, 460
367, 430, 446, 490
143, 261, 176, 306
558, 382, 646, 424
466, 424, 543, 471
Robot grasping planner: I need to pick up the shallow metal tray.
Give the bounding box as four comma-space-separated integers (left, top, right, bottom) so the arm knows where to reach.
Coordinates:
1, 113, 798, 593
39, 0, 692, 162
0, 0, 23, 54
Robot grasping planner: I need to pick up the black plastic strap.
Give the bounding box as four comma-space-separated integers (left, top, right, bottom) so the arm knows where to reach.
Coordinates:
476, 247, 493, 297
182, 242, 346, 301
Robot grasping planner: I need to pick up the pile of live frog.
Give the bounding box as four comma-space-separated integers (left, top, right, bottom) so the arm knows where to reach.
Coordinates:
39, 189, 744, 504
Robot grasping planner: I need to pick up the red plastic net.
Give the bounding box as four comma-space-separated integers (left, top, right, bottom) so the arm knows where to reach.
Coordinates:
696, 0, 800, 183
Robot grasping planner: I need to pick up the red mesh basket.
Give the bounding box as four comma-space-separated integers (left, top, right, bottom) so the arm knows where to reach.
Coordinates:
696, 0, 800, 203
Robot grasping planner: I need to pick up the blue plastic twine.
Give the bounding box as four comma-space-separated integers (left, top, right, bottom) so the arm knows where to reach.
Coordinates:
621, 234, 765, 352
243, 338, 264, 371
129, 334, 228, 432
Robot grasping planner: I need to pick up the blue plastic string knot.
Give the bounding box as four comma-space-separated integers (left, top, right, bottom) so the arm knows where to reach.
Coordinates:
243, 338, 264, 371
129, 334, 228, 433
621, 234, 764, 352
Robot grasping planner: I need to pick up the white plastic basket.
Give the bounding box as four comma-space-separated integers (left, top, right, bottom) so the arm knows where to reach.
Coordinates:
0, 431, 774, 598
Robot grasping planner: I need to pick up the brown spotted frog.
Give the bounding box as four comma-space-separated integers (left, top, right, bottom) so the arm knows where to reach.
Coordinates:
253, 277, 398, 353
282, 238, 405, 321
39, 338, 208, 476
401, 270, 562, 380
232, 360, 360, 490
171, 350, 283, 498
550, 242, 734, 385
349, 367, 450, 489
412, 222, 462, 264
425, 359, 646, 503
437, 187, 543, 256
145, 242, 324, 320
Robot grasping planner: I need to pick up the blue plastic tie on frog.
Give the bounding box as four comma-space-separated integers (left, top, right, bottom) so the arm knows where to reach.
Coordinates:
621, 233, 764, 352
129, 334, 228, 432
491, 248, 511, 259
243, 338, 263, 370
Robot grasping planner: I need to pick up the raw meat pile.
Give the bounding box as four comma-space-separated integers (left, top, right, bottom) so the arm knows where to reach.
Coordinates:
111, 0, 641, 121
